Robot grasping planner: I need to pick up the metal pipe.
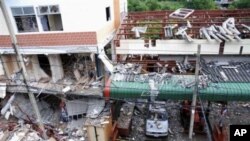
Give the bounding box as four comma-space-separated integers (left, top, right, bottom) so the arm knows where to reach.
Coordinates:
215, 33, 229, 41
207, 30, 222, 42
200, 27, 212, 41
234, 35, 242, 41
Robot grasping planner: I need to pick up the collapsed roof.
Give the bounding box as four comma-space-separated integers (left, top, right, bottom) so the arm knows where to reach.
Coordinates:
114, 9, 250, 45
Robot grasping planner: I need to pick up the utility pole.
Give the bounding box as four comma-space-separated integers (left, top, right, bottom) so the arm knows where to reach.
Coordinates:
0, 1, 47, 139
189, 44, 201, 139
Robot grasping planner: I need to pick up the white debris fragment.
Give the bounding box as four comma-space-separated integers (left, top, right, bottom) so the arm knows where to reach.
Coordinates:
62, 86, 71, 93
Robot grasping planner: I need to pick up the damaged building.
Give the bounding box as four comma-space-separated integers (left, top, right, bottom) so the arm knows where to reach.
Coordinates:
0, 0, 128, 95
113, 9, 250, 72
0, 0, 250, 140
0, 0, 127, 140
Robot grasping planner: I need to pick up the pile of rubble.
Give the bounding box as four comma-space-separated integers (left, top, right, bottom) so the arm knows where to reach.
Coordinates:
117, 103, 135, 137
0, 92, 110, 141
0, 122, 43, 141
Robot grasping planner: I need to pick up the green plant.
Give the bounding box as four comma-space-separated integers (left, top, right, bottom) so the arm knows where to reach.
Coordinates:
184, 0, 217, 10
229, 0, 250, 9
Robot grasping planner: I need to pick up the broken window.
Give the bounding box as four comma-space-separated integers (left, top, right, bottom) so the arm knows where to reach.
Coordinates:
106, 7, 111, 21
38, 5, 63, 31
11, 7, 38, 33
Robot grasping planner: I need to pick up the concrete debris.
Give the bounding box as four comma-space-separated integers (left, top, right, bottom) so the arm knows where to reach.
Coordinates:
86, 98, 105, 118
85, 103, 111, 127
242, 103, 250, 108
117, 103, 135, 137
64, 98, 105, 120
1, 94, 15, 116
2, 124, 43, 141
4, 94, 60, 126
113, 65, 172, 84
6, 54, 102, 96
48, 137, 57, 141
73, 69, 81, 81
0, 96, 108, 141
66, 99, 88, 117
114, 63, 142, 74
10, 70, 23, 85
62, 86, 71, 93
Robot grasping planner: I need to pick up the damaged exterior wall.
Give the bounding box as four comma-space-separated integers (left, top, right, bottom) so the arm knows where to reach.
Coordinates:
1, 55, 50, 81
1, 55, 19, 78
25, 55, 50, 81
0, 0, 127, 95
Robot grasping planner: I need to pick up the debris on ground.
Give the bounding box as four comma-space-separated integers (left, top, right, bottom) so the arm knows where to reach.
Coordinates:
117, 102, 135, 137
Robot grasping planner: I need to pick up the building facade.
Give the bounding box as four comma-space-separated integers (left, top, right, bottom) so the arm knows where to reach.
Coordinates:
0, 0, 127, 95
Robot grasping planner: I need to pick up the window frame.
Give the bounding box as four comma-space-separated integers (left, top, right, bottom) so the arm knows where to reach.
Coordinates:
37, 5, 61, 15
37, 5, 63, 32
11, 6, 39, 33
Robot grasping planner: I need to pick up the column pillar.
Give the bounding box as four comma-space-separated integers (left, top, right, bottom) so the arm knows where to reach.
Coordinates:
48, 54, 64, 82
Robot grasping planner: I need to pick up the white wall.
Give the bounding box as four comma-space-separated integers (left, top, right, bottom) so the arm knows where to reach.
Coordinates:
224, 39, 250, 54
120, 0, 127, 13
0, 7, 9, 35
117, 39, 220, 55
119, 0, 127, 21
3, 0, 115, 34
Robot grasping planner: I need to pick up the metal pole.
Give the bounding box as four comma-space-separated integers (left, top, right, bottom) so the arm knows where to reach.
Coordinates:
188, 44, 201, 139
0, 1, 47, 139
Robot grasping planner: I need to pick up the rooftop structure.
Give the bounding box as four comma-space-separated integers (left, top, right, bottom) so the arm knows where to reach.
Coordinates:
113, 9, 250, 57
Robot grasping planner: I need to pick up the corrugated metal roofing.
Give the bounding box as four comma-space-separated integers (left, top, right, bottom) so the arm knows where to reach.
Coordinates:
110, 81, 250, 101
201, 60, 250, 82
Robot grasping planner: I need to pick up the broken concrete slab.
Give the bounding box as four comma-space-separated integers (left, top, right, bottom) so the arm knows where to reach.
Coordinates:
86, 98, 105, 119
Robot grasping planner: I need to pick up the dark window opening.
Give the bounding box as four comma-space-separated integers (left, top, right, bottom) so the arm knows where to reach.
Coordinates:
14, 15, 38, 32
106, 7, 111, 21
11, 7, 38, 33
37, 55, 52, 77
40, 14, 63, 31
38, 5, 63, 31
151, 39, 156, 47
